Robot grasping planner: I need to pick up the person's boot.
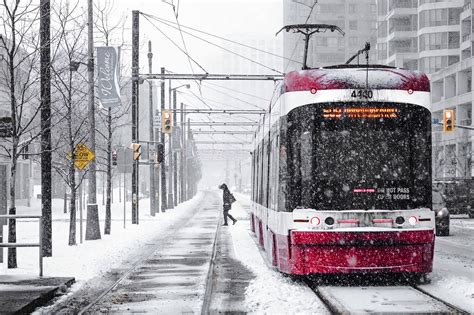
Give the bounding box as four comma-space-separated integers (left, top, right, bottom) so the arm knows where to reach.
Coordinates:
233, 219, 237, 225
223, 222, 228, 226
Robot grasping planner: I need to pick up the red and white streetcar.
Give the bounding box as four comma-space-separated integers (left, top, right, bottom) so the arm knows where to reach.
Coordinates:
250, 61, 435, 277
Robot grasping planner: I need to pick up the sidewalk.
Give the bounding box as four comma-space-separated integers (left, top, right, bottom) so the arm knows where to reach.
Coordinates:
0, 275, 74, 314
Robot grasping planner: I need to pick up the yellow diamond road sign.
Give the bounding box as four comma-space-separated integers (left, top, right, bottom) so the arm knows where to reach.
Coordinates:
67, 143, 95, 170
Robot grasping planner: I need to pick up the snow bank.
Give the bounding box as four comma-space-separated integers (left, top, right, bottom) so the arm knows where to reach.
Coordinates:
228, 194, 329, 314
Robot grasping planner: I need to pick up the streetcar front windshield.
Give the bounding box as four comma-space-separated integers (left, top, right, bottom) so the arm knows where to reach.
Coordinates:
285, 102, 431, 211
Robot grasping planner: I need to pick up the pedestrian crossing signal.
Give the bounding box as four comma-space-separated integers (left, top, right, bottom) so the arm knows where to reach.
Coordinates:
132, 143, 141, 161
443, 109, 454, 132
161, 110, 172, 134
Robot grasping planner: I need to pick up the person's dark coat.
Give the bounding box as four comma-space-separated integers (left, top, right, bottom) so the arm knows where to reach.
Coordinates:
222, 185, 232, 211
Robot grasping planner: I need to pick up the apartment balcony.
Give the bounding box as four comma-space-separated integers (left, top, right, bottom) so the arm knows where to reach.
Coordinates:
419, 48, 460, 59
387, 30, 417, 41
418, 0, 464, 12
387, 8, 416, 19
461, 33, 472, 51
460, 119, 472, 127
432, 92, 473, 112
461, 2, 472, 21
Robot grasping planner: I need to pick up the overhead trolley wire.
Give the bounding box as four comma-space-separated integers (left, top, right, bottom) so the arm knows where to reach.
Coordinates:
197, 84, 265, 110
141, 12, 284, 74
141, 13, 301, 65
202, 81, 270, 102
141, 14, 208, 75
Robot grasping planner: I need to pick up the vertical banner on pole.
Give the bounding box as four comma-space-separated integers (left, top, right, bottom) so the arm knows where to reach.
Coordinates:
96, 46, 121, 108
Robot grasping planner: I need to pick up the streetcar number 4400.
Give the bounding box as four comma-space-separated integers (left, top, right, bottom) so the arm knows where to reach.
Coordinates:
351, 90, 373, 99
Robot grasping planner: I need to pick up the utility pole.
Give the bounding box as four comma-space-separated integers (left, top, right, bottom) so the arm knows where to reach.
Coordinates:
131, 11, 139, 223
85, 0, 101, 240
173, 90, 178, 206
187, 118, 191, 199
148, 41, 156, 216
180, 102, 185, 203
239, 160, 242, 192
168, 80, 174, 209
40, 0, 52, 257
160, 67, 167, 212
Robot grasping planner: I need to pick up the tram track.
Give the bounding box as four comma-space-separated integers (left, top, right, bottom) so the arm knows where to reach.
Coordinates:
66, 192, 221, 314
201, 213, 221, 315
304, 278, 470, 314
411, 285, 470, 315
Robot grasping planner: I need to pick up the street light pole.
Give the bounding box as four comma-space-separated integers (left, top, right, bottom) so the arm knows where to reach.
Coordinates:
173, 90, 178, 206
160, 67, 167, 212
131, 10, 140, 223
168, 79, 174, 209
180, 102, 185, 203
40, 0, 52, 258
85, 0, 100, 239
148, 41, 156, 216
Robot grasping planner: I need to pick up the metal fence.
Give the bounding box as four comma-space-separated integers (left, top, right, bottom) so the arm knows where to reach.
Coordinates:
0, 215, 43, 277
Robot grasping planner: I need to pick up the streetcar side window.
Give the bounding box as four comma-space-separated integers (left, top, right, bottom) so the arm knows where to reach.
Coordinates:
263, 135, 270, 208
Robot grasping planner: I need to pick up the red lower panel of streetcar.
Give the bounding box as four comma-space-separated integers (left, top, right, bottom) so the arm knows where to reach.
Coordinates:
251, 215, 434, 275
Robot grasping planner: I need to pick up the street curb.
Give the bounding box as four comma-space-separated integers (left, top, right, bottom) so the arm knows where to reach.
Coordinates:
0, 277, 75, 315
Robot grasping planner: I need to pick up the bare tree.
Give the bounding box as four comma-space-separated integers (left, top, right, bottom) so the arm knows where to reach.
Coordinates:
0, 0, 42, 268
49, 1, 89, 246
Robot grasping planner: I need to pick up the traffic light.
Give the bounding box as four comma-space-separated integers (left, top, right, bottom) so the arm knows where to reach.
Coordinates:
132, 143, 141, 161
443, 109, 454, 132
157, 143, 164, 163
112, 149, 117, 166
161, 110, 172, 134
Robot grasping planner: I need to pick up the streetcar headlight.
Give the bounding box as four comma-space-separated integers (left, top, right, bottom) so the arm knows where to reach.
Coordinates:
324, 217, 335, 226
408, 216, 418, 226
310, 216, 320, 227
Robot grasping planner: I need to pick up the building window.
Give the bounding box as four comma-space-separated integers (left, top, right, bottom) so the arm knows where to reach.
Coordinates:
378, 0, 388, 15
349, 4, 357, 13
349, 20, 358, 30
420, 9, 448, 28
448, 55, 460, 65
448, 32, 460, 49
420, 32, 448, 51
420, 56, 448, 73
349, 37, 358, 46
448, 8, 461, 25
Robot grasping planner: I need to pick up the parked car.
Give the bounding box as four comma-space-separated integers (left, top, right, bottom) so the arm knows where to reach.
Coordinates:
434, 178, 474, 218
433, 184, 450, 236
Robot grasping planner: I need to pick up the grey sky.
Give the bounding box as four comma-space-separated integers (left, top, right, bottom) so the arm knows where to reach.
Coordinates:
109, 0, 283, 73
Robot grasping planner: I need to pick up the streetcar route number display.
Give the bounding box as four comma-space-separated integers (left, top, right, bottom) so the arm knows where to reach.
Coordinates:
351, 89, 373, 99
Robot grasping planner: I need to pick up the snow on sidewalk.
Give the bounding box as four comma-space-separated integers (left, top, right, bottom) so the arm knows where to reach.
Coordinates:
1, 192, 204, 284
227, 193, 329, 314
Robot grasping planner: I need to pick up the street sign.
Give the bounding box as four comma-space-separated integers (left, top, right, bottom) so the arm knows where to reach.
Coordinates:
67, 143, 95, 170
0, 117, 12, 137
117, 146, 133, 174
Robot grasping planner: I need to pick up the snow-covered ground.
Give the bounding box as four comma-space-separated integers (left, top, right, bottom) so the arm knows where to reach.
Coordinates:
1, 190, 473, 313
1, 190, 205, 281
227, 194, 330, 314
423, 216, 474, 311
230, 194, 474, 313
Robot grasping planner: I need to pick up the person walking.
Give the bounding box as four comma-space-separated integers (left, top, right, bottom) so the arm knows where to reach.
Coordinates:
219, 183, 237, 226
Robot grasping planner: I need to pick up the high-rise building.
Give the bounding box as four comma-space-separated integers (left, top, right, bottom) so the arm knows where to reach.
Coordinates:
283, 0, 377, 71
377, 0, 473, 178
